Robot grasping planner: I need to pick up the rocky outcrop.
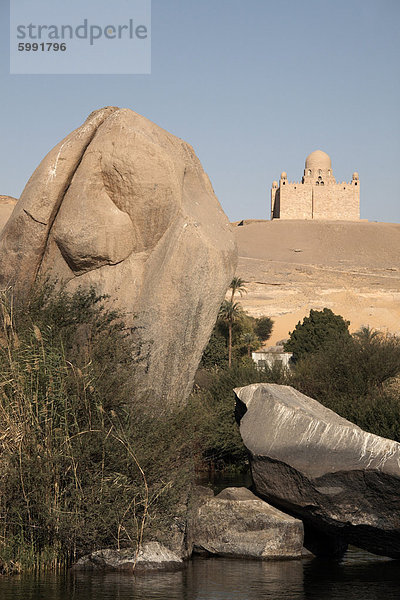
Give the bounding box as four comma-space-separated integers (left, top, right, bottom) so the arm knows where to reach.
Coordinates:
72, 542, 183, 572
0, 107, 237, 405
235, 383, 400, 558
0, 196, 17, 233
192, 486, 304, 559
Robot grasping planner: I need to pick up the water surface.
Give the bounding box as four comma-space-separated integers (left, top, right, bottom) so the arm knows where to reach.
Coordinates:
0, 548, 398, 600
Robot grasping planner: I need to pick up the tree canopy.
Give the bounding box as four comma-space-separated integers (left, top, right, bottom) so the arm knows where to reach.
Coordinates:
284, 308, 351, 361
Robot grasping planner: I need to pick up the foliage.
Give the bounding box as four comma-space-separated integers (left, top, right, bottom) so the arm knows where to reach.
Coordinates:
229, 277, 247, 302
289, 327, 400, 441
200, 324, 228, 369
218, 300, 243, 367
254, 316, 274, 342
201, 280, 274, 369
284, 308, 351, 361
0, 284, 203, 573
193, 362, 287, 470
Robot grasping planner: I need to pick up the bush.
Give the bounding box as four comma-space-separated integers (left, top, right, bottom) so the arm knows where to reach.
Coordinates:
193, 362, 288, 470
254, 317, 273, 342
289, 329, 400, 441
201, 309, 274, 368
284, 308, 351, 361
0, 284, 203, 572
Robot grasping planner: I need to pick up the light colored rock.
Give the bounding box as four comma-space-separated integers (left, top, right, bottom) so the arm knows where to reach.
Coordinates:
0, 107, 237, 405
72, 541, 183, 572
0, 196, 17, 233
235, 383, 400, 558
192, 486, 304, 559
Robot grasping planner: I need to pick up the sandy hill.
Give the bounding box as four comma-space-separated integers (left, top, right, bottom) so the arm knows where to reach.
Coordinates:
234, 220, 400, 344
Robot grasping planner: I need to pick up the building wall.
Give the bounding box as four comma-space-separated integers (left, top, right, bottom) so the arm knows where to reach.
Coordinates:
252, 351, 293, 369
312, 184, 359, 220
279, 183, 313, 220
272, 182, 360, 221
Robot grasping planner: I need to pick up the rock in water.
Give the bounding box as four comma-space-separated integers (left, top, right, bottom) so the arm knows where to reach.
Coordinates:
73, 542, 183, 572
0, 107, 237, 405
235, 383, 400, 559
192, 487, 304, 559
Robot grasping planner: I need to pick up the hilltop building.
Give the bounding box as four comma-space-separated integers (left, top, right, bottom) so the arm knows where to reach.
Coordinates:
271, 150, 360, 220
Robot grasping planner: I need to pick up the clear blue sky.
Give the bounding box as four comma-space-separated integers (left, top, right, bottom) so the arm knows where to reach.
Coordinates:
1, 0, 399, 222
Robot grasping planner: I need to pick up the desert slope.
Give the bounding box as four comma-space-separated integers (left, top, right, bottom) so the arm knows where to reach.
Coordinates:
234, 220, 400, 344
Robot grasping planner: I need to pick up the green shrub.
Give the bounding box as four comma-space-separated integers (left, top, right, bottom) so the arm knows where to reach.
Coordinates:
0, 284, 203, 572
284, 308, 351, 361
193, 362, 288, 470
289, 329, 400, 441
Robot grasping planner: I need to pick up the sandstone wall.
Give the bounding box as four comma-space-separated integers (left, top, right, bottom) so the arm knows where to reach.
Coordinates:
312, 184, 359, 220
278, 184, 312, 219
272, 181, 359, 221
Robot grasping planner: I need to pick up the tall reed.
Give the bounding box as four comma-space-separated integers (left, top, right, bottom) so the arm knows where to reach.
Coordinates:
0, 285, 201, 573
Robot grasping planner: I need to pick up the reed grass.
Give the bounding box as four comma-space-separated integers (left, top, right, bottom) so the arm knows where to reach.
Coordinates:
0, 284, 203, 573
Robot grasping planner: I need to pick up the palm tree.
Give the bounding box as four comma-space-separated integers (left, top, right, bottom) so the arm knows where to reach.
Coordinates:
219, 300, 242, 367
242, 332, 259, 359
353, 325, 380, 344
229, 277, 247, 302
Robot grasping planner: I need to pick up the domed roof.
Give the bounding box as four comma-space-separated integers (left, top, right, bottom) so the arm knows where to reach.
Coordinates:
281, 171, 287, 179
305, 150, 331, 170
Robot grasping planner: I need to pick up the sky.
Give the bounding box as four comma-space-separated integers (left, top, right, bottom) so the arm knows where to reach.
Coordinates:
1, 0, 399, 223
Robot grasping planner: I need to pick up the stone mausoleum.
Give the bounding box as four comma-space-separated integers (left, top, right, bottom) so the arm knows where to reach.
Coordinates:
271, 150, 360, 220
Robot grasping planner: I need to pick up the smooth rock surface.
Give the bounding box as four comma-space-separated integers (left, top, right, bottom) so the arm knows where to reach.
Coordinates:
72, 542, 183, 572
192, 486, 304, 559
0, 107, 237, 405
0, 196, 17, 233
235, 383, 400, 558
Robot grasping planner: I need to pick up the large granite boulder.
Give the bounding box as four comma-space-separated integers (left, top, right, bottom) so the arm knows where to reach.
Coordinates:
192, 486, 304, 559
0, 107, 237, 405
0, 196, 17, 233
72, 542, 183, 572
235, 383, 400, 558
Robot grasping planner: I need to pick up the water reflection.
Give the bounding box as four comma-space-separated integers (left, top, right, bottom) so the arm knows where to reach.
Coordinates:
303, 550, 399, 600
186, 557, 304, 600
0, 549, 398, 600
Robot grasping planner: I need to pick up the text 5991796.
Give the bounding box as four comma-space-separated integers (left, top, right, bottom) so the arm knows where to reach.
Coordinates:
18, 43, 67, 51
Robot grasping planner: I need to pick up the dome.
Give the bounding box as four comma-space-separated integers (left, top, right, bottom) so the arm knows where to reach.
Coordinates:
352, 172, 359, 180
280, 171, 287, 179
305, 150, 331, 170
272, 180, 278, 188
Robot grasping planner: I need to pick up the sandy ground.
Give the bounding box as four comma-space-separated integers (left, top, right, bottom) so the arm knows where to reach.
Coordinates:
234, 220, 400, 344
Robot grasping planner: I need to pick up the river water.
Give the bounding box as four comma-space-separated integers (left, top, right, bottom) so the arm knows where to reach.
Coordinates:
0, 548, 398, 600
1, 473, 399, 598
